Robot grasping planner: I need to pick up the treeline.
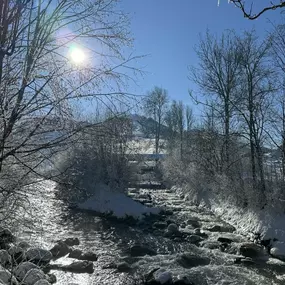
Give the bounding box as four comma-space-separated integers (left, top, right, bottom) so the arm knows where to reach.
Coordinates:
145, 27, 285, 210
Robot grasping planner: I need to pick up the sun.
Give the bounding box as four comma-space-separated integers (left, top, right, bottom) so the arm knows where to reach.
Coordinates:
69, 46, 86, 64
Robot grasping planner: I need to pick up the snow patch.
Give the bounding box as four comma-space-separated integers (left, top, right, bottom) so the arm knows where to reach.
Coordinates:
77, 184, 160, 219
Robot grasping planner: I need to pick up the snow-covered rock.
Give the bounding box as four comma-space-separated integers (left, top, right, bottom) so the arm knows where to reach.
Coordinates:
13, 262, 39, 281
22, 268, 46, 285
270, 241, 285, 261
0, 270, 18, 285
0, 250, 11, 267
25, 248, 52, 263
78, 183, 160, 219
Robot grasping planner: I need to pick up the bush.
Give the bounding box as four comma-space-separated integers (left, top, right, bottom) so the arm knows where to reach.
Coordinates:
54, 127, 131, 203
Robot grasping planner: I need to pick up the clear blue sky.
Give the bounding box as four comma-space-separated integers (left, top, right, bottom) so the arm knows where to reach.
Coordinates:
119, 0, 283, 110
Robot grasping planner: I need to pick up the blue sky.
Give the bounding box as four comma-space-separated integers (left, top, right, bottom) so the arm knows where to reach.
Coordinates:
119, 0, 283, 110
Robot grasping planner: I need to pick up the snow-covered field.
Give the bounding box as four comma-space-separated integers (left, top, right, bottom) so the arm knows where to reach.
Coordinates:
77, 183, 160, 219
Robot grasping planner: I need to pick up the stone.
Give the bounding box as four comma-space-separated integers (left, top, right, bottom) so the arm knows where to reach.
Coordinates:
239, 243, 267, 259
22, 268, 46, 285
50, 241, 70, 258
0, 229, 15, 244
13, 262, 39, 281
25, 248, 52, 263
8, 246, 25, 264
0, 250, 11, 267
62, 238, 80, 247
270, 242, 285, 261
200, 241, 220, 250
47, 273, 56, 284
186, 218, 200, 228
205, 224, 235, 233
63, 260, 94, 274
193, 228, 208, 238
0, 270, 18, 285
18, 241, 30, 249
165, 223, 180, 237
68, 249, 82, 259
186, 235, 203, 243
174, 275, 195, 284
153, 222, 168, 229
217, 237, 233, 244
129, 245, 157, 257
79, 251, 98, 261
153, 270, 172, 284
116, 262, 132, 272
176, 253, 210, 268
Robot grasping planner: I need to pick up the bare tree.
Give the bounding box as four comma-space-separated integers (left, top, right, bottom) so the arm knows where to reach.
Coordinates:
235, 31, 275, 205
227, 0, 285, 20
0, 0, 139, 222
190, 30, 241, 173
144, 87, 169, 154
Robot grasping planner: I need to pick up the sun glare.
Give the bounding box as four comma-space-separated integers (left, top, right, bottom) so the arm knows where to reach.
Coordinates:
69, 46, 86, 64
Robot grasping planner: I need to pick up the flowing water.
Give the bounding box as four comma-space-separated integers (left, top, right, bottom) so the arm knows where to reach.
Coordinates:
13, 175, 285, 285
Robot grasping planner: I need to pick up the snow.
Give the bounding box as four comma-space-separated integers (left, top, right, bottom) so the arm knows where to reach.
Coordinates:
213, 202, 285, 243
126, 138, 166, 155
77, 183, 160, 219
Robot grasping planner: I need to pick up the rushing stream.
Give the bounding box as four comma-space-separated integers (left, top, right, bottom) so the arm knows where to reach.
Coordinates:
12, 166, 285, 285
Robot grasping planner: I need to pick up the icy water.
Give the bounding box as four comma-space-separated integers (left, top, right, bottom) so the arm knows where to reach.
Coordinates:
14, 178, 285, 285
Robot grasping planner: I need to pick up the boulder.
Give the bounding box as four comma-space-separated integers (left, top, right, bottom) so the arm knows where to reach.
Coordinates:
0, 270, 18, 285
79, 251, 98, 261
193, 229, 208, 238
8, 247, 25, 264
153, 222, 168, 229
50, 241, 70, 258
0, 229, 15, 244
25, 248, 52, 263
62, 238, 80, 247
68, 250, 97, 261
174, 275, 194, 284
116, 262, 132, 272
186, 218, 200, 228
34, 280, 51, 285
47, 273, 56, 284
186, 235, 203, 243
22, 268, 46, 285
239, 243, 268, 259
0, 250, 11, 267
68, 249, 82, 259
153, 270, 172, 284
18, 241, 30, 250
270, 242, 285, 261
205, 224, 235, 233
217, 237, 233, 244
13, 261, 40, 281
176, 253, 210, 268
63, 260, 94, 274
200, 241, 221, 250
129, 245, 157, 257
